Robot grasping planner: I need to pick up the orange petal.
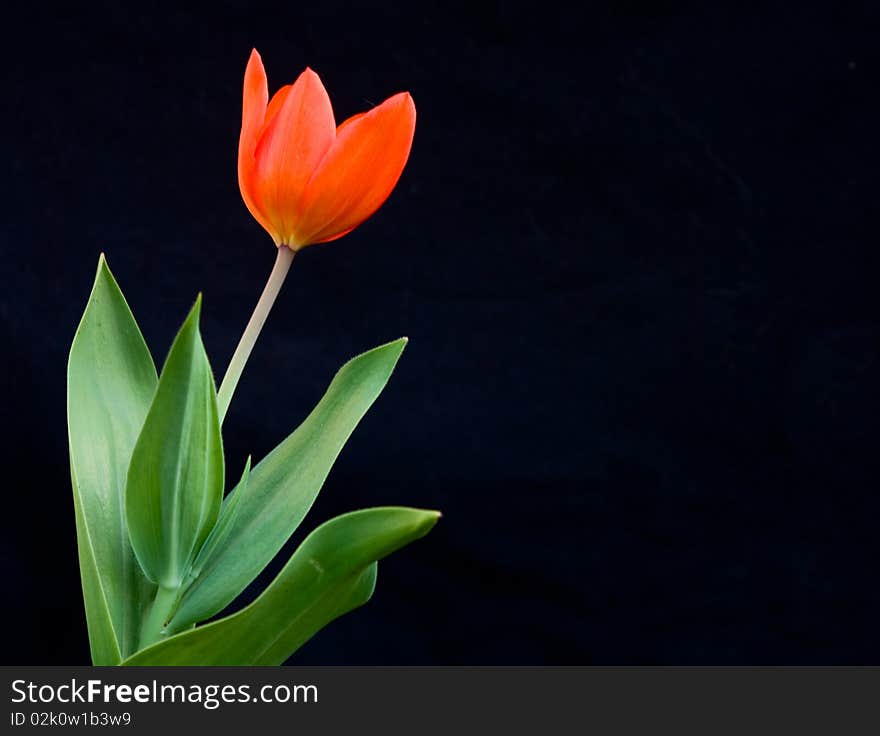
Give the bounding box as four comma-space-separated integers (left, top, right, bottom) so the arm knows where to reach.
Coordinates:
253, 68, 336, 242
259, 84, 293, 139
294, 92, 416, 247
237, 50, 276, 239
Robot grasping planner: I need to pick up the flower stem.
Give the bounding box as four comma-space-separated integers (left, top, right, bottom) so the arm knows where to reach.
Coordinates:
217, 246, 295, 423
138, 584, 179, 649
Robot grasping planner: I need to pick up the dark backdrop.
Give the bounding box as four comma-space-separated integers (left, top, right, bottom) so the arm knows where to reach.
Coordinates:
1, 1, 878, 664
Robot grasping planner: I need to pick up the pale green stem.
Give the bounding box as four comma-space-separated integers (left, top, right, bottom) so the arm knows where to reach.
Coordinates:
217, 246, 295, 423
138, 585, 179, 649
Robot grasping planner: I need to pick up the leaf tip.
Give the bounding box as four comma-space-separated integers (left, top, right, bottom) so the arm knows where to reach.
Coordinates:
187, 293, 204, 325
387, 336, 408, 358
94, 252, 111, 280
416, 508, 442, 534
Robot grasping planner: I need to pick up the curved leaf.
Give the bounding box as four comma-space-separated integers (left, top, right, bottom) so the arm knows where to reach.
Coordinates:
185, 455, 251, 589
125, 295, 224, 591
169, 338, 407, 630
123, 507, 439, 665
67, 254, 158, 663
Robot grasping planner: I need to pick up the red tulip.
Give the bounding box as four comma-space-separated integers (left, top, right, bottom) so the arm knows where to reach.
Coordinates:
238, 49, 416, 250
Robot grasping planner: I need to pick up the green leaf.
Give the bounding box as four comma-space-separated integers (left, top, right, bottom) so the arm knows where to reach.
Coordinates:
67, 254, 158, 663
183, 456, 251, 591
123, 507, 439, 665
168, 338, 408, 631
125, 295, 224, 592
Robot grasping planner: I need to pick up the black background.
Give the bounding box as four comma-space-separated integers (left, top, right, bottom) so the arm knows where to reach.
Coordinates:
1, 1, 878, 664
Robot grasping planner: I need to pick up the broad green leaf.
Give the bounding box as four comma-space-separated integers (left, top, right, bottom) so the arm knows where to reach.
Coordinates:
125, 295, 224, 592
168, 338, 408, 631
69, 471, 120, 665
123, 507, 439, 665
67, 254, 158, 663
129, 564, 377, 666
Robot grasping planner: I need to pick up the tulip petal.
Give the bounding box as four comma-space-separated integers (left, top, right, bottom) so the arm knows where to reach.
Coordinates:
254, 68, 336, 242
238, 50, 276, 239
259, 85, 293, 139
295, 92, 416, 246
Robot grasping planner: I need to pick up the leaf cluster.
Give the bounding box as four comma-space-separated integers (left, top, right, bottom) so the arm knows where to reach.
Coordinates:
67, 256, 437, 665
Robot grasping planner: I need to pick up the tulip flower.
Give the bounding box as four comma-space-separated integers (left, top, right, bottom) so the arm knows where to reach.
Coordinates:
239, 49, 416, 250
217, 50, 416, 421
